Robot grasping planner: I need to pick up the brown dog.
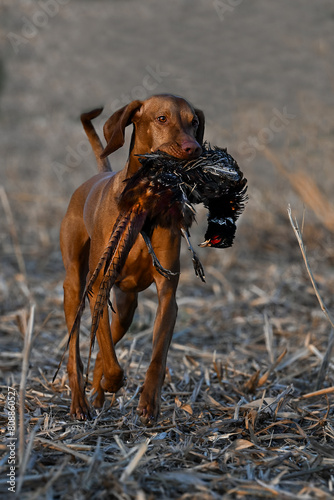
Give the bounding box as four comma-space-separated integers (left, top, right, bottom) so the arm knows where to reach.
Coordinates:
60, 94, 205, 423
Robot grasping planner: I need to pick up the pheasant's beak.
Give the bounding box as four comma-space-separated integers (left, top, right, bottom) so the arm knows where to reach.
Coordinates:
199, 240, 211, 247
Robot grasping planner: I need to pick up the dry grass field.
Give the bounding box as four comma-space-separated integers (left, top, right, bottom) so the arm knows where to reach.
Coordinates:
1, 1, 334, 498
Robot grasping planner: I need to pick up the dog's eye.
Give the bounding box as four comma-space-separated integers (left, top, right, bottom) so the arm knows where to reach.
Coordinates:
192, 118, 199, 128
157, 115, 167, 123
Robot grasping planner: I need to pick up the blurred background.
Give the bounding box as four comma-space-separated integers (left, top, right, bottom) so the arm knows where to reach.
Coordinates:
1, 0, 334, 371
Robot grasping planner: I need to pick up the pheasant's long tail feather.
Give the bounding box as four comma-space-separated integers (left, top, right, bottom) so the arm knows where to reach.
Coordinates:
85, 213, 128, 297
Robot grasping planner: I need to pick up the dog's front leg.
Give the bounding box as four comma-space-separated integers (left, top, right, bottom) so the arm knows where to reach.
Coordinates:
91, 288, 138, 409
137, 276, 179, 424
89, 283, 125, 396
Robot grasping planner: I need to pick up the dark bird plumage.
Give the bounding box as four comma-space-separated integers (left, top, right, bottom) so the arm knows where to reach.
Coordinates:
132, 144, 248, 248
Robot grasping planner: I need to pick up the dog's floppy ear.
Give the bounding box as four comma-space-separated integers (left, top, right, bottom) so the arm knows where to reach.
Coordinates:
100, 100, 143, 158
195, 108, 205, 145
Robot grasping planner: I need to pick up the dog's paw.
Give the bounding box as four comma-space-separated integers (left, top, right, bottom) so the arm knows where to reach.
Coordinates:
100, 367, 124, 394
90, 388, 105, 409
137, 386, 160, 425
70, 394, 91, 421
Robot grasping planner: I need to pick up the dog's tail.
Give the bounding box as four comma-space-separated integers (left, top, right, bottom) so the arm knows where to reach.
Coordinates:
80, 108, 111, 172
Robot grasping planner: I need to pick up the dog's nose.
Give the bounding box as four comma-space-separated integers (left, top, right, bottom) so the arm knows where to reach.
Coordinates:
182, 141, 202, 158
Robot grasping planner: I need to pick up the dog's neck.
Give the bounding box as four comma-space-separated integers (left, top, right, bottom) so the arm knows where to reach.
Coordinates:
125, 152, 142, 178
125, 139, 152, 178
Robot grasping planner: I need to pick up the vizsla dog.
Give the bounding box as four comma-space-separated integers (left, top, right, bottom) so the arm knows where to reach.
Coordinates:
60, 94, 205, 423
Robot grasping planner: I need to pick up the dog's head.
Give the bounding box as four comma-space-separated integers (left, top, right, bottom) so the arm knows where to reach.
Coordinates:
100, 94, 205, 162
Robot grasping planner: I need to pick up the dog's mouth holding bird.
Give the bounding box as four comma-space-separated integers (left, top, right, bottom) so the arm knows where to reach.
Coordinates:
151, 141, 202, 160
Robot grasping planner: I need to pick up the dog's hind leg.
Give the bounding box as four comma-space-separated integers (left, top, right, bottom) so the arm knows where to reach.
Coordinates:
61, 217, 91, 420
